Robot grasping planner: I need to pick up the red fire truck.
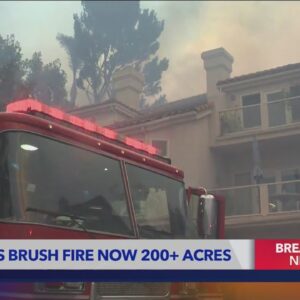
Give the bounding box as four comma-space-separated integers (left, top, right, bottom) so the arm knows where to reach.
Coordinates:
0, 99, 224, 299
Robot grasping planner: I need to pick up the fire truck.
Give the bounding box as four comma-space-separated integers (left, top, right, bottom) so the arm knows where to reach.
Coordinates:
0, 99, 225, 299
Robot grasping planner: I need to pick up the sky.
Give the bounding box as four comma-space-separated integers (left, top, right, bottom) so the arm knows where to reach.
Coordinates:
1, 1, 300, 104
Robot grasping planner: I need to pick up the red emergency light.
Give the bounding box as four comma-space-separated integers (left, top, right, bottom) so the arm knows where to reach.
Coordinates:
6, 99, 158, 155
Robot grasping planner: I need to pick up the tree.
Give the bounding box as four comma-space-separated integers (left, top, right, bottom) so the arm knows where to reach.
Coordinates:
57, 15, 86, 106
150, 94, 167, 107
57, 1, 169, 106
140, 94, 167, 110
23, 52, 68, 107
0, 35, 68, 110
0, 34, 24, 109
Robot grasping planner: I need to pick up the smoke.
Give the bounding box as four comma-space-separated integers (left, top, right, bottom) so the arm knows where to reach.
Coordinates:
2, 1, 300, 104
0, 1, 81, 72
143, 1, 300, 101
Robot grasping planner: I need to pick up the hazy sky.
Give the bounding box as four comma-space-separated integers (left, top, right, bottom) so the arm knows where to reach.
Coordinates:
1, 1, 300, 103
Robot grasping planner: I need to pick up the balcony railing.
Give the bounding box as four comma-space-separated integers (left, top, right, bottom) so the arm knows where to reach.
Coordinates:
219, 95, 300, 136
210, 179, 300, 217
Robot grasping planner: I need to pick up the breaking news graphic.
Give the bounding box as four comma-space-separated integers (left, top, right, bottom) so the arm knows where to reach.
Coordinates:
1, 240, 300, 299
2, 0, 300, 299
0, 240, 300, 276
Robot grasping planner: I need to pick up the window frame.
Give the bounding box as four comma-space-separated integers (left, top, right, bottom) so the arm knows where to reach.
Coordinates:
265, 89, 288, 127
123, 161, 188, 239
240, 92, 262, 129
0, 130, 137, 238
150, 139, 169, 158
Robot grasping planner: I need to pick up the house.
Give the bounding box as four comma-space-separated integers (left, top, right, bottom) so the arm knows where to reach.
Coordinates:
70, 48, 300, 238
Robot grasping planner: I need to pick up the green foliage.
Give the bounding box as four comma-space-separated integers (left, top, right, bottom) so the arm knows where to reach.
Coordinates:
151, 94, 167, 107
57, 15, 86, 106
57, 1, 169, 106
220, 110, 242, 135
143, 57, 168, 98
0, 35, 24, 109
139, 94, 167, 109
0, 34, 68, 110
23, 52, 68, 107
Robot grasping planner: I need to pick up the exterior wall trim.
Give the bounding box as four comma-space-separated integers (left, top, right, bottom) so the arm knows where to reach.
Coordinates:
219, 69, 300, 92
117, 109, 212, 136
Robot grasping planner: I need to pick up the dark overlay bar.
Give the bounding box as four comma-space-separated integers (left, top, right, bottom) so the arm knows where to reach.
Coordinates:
0, 270, 300, 282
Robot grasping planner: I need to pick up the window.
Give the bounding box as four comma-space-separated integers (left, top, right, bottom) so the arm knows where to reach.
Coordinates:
0, 132, 133, 236
226, 172, 260, 215
267, 91, 286, 127
151, 140, 168, 157
242, 93, 261, 129
289, 85, 300, 123
279, 168, 300, 211
126, 163, 187, 239
281, 168, 300, 193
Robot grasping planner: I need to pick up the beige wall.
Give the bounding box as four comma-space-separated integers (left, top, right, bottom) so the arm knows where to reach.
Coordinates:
73, 47, 300, 193
138, 114, 216, 189
112, 66, 144, 111
74, 105, 133, 127
92, 109, 130, 127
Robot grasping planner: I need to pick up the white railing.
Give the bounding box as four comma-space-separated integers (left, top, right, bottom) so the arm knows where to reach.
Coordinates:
210, 179, 300, 217
219, 96, 300, 136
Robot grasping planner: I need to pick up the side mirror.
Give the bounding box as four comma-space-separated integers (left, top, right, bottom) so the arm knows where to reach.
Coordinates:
197, 194, 218, 239
187, 188, 222, 239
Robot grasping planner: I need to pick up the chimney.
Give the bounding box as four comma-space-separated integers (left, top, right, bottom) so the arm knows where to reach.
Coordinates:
112, 66, 144, 111
201, 47, 234, 98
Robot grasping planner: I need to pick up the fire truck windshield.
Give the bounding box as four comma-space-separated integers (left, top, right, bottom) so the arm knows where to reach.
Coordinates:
126, 163, 187, 238
0, 131, 187, 238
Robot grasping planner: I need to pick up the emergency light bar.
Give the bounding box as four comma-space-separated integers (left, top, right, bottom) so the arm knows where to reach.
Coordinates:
6, 99, 158, 155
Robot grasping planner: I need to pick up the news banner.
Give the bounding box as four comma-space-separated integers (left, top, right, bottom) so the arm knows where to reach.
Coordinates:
1, 240, 300, 281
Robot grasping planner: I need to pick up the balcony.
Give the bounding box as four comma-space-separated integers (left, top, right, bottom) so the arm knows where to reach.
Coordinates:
211, 179, 300, 217
210, 180, 300, 234
210, 179, 300, 238
219, 95, 300, 136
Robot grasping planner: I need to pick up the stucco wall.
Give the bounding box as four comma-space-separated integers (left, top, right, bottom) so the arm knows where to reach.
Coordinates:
93, 109, 129, 127
139, 115, 216, 189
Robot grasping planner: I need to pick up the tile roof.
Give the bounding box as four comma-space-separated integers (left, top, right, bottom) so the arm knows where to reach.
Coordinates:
110, 94, 209, 129
218, 62, 300, 86
68, 98, 139, 115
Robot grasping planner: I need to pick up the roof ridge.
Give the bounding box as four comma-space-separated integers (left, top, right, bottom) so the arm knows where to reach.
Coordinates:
111, 93, 208, 129
140, 93, 206, 114
68, 98, 140, 114
218, 62, 300, 86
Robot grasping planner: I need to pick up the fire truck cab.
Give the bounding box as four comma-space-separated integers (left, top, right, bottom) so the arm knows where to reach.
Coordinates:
0, 99, 224, 299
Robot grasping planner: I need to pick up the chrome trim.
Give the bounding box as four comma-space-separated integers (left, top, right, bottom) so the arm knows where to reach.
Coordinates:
94, 283, 171, 299
0, 292, 89, 299
34, 282, 85, 294
90, 282, 97, 300
199, 186, 208, 195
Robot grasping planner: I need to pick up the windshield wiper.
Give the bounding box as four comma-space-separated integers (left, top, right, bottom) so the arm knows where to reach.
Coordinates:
25, 207, 88, 232
138, 224, 172, 238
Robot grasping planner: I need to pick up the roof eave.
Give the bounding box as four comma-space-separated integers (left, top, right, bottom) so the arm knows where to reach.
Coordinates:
71, 101, 140, 119
115, 104, 212, 134
217, 67, 300, 91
